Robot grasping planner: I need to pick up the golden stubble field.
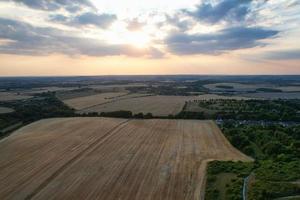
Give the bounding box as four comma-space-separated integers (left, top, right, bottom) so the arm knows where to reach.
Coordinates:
64, 93, 249, 116
62, 92, 128, 110
79, 95, 191, 116
0, 117, 252, 200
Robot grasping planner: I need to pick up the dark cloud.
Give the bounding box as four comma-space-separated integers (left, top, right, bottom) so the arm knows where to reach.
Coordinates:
183, 0, 252, 24
165, 14, 194, 32
165, 26, 278, 55
72, 12, 117, 28
65, 4, 82, 13
49, 14, 68, 23
4, 0, 96, 11
263, 49, 300, 60
0, 17, 162, 58
49, 12, 117, 29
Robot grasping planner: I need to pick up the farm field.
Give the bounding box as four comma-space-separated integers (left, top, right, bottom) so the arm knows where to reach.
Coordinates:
77, 94, 250, 116
0, 117, 251, 200
277, 86, 300, 92
0, 106, 14, 114
62, 92, 128, 110
0, 92, 32, 102
79, 95, 190, 116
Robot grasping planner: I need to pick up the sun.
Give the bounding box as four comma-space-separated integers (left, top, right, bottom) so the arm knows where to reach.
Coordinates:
125, 32, 151, 48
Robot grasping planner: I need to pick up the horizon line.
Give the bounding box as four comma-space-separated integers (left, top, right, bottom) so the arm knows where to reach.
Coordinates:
1, 74, 300, 78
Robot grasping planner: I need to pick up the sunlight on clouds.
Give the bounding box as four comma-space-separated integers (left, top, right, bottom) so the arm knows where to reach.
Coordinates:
0, 0, 299, 75
123, 31, 151, 48
101, 20, 152, 48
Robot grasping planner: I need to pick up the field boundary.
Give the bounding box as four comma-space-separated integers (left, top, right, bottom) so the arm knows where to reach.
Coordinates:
78, 94, 154, 111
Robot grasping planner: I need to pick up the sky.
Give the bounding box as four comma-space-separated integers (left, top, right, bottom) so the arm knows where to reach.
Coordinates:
0, 0, 299, 76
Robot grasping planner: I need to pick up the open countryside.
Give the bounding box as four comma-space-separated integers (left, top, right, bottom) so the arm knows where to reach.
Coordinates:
0, 0, 300, 199
0, 118, 251, 200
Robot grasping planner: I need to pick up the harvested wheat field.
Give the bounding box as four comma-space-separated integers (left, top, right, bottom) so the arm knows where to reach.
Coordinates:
79, 94, 249, 116
0, 118, 252, 200
62, 92, 128, 110
79, 95, 188, 116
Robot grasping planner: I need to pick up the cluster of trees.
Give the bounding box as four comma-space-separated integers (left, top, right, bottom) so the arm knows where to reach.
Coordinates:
222, 122, 300, 160
13, 92, 75, 121
205, 161, 253, 200
173, 111, 205, 119
206, 123, 300, 199
249, 180, 300, 199
198, 99, 300, 199
0, 92, 76, 137
212, 122, 300, 199
194, 99, 300, 121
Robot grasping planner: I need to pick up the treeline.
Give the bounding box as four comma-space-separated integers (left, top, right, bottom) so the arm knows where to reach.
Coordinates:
81, 111, 154, 119
205, 161, 253, 200
82, 99, 300, 121
0, 92, 76, 137
183, 99, 300, 121
126, 81, 209, 96
222, 122, 300, 160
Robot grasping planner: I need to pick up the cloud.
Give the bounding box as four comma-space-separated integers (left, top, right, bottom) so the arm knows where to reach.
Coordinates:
165, 14, 194, 32
49, 12, 117, 29
263, 49, 300, 60
148, 47, 165, 59
127, 18, 145, 31
165, 26, 278, 55
183, 0, 252, 24
4, 0, 96, 11
0, 17, 162, 58
71, 12, 117, 28
49, 14, 68, 23
287, 0, 300, 8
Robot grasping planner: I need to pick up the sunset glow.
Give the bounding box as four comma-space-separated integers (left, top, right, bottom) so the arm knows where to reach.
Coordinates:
0, 0, 299, 76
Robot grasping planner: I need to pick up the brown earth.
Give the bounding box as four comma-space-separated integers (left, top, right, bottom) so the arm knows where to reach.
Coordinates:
0, 118, 252, 200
